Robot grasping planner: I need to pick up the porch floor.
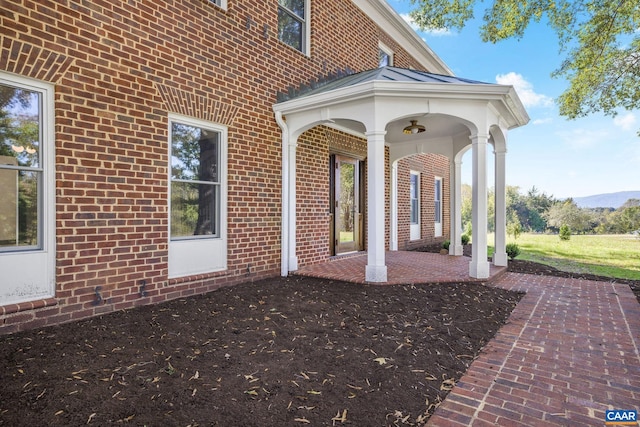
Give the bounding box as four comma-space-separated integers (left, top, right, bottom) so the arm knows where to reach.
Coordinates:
294, 251, 506, 284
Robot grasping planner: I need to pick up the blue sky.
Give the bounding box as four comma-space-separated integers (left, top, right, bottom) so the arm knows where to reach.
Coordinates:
389, 0, 640, 199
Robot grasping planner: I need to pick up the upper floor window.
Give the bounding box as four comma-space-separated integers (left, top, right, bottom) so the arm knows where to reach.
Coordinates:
209, 0, 227, 9
379, 43, 394, 67
278, 0, 309, 54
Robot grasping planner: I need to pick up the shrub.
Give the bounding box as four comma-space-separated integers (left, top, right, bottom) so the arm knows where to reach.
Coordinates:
461, 234, 470, 245
442, 240, 450, 250
507, 216, 522, 240
506, 243, 521, 260
559, 224, 571, 241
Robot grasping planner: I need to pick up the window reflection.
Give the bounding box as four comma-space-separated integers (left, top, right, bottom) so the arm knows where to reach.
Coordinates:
170, 122, 220, 239
0, 83, 41, 249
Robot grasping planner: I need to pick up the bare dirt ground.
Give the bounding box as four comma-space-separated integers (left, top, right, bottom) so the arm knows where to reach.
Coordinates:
1, 252, 637, 427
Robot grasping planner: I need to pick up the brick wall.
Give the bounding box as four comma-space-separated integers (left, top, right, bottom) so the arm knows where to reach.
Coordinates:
0, 0, 439, 334
397, 154, 450, 250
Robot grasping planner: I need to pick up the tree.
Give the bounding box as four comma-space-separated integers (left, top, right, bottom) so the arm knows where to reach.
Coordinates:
409, 0, 640, 128
507, 210, 522, 240
544, 199, 594, 234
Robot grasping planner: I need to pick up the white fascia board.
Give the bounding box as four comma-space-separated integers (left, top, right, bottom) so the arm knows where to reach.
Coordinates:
352, 0, 453, 75
273, 80, 529, 128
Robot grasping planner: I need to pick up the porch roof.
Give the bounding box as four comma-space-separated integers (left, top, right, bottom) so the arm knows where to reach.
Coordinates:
273, 66, 529, 133
289, 66, 491, 100
281, 66, 491, 100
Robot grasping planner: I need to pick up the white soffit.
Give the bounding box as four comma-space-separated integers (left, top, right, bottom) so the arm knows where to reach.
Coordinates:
352, 0, 453, 75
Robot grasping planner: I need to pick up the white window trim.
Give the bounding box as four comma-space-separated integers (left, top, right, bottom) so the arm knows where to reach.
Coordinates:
378, 42, 394, 67
303, 0, 311, 56
0, 72, 55, 305
168, 113, 228, 278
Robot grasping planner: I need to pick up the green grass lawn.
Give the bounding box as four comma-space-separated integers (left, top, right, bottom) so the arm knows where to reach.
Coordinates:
506, 233, 640, 281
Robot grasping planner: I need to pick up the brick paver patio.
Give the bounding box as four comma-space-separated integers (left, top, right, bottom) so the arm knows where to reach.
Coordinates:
295, 251, 506, 284
295, 252, 640, 426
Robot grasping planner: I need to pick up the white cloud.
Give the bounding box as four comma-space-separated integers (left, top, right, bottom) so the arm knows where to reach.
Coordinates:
613, 112, 637, 131
532, 117, 553, 125
556, 128, 609, 149
400, 13, 452, 36
495, 72, 554, 108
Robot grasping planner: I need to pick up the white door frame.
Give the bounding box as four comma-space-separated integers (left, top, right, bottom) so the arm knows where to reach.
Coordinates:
434, 176, 443, 237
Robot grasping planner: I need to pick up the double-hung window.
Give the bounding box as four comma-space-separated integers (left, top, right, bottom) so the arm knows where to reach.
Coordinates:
278, 0, 309, 54
0, 72, 55, 305
168, 114, 227, 278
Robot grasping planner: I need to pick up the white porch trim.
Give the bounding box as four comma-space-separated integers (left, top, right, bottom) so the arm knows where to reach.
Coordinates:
469, 133, 490, 279
390, 161, 399, 251
273, 67, 529, 282
450, 157, 464, 256
365, 130, 388, 282
493, 146, 508, 266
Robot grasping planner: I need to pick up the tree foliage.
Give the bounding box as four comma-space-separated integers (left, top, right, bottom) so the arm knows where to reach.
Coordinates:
409, 0, 640, 125
461, 184, 639, 235
544, 199, 596, 233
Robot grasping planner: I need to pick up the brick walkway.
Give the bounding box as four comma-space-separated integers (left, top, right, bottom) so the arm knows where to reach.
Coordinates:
428, 272, 640, 426
295, 252, 640, 426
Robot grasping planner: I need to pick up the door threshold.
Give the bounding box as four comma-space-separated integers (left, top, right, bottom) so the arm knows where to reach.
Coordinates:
331, 251, 365, 260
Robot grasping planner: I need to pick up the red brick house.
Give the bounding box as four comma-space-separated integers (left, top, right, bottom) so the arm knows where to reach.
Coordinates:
0, 0, 528, 333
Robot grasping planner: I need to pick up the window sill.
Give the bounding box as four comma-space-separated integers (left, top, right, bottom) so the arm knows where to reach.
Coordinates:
1, 297, 58, 316
168, 269, 229, 286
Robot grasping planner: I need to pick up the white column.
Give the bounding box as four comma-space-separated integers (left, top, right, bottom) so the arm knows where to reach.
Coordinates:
365, 130, 387, 282
390, 161, 398, 251
493, 148, 507, 266
469, 134, 490, 279
450, 158, 463, 256
287, 136, 298, 272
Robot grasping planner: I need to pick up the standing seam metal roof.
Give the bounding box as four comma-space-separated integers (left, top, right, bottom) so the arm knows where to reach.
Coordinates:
287, 66, 492, 100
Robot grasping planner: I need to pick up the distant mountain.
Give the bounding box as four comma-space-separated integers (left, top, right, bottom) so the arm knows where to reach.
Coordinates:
572, 191, 640, 209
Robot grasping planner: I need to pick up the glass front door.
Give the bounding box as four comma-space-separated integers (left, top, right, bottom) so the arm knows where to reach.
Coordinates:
334, 156, 359, 254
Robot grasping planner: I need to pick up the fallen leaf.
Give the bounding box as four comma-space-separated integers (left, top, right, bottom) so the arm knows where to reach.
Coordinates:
294, 418, 310, 423
373, 357, 387, 365
440, 378, 456, 391
331, 409, 348, 424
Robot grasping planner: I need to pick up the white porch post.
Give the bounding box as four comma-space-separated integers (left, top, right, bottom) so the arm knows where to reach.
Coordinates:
493, 147, 508, 266
287, 135, 299, 272
365, 130, 388, 282
450, 158, 463, 256
390, 161, 398, 251
469, 133, 490, 278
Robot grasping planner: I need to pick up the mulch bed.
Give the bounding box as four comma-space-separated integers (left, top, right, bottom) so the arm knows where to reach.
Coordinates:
1, 249, 638, 426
